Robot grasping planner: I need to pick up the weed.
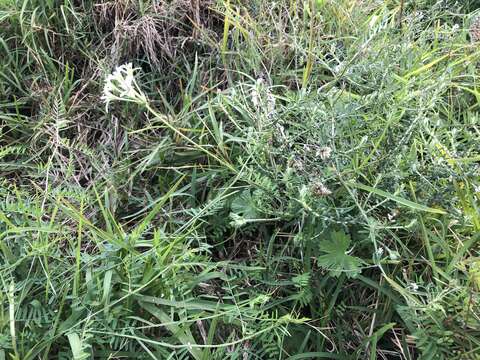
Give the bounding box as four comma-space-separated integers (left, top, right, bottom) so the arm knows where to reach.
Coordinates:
1, 0, 480, 359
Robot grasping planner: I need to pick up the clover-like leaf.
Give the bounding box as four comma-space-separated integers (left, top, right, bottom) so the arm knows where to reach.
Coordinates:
316, 230, 363, 278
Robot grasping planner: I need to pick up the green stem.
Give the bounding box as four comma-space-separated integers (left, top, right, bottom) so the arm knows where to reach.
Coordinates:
145, 103, 236, 173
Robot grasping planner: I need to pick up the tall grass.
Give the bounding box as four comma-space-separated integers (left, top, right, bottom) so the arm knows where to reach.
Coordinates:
1, 0, 479, 359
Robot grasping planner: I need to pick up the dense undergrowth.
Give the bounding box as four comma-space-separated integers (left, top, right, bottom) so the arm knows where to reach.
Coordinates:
1, 0, 480, 359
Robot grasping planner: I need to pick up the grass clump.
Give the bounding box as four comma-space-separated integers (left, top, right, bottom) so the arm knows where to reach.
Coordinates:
1, 0, 480, 359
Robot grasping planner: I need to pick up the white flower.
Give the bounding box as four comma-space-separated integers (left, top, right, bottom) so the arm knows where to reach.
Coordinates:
102, 63, 147, 112
316, 146, 332, 160
375, 247, 384, 257
266, 92, 276, 118
251, 88, 260, 107
387, 209, 399, 222
311, 182, 331, 197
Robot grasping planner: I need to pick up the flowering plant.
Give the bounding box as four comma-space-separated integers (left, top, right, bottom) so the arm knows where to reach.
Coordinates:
102, 63, 147, 112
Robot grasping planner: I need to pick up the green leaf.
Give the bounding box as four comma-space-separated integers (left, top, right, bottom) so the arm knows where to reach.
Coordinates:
139, 302, 202, 360
231, 190, 259, 219
347, 182, 446, 214
316, 230, 363, 278
67, 333, 90, 360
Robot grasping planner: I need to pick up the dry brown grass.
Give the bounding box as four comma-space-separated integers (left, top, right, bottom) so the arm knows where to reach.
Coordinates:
93, 0, 218, 67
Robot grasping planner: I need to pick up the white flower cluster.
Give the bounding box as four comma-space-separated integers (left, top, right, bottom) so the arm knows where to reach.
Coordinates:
251, 78, 276, 120
316, 146, 332, 160
102, 63, 147, 112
